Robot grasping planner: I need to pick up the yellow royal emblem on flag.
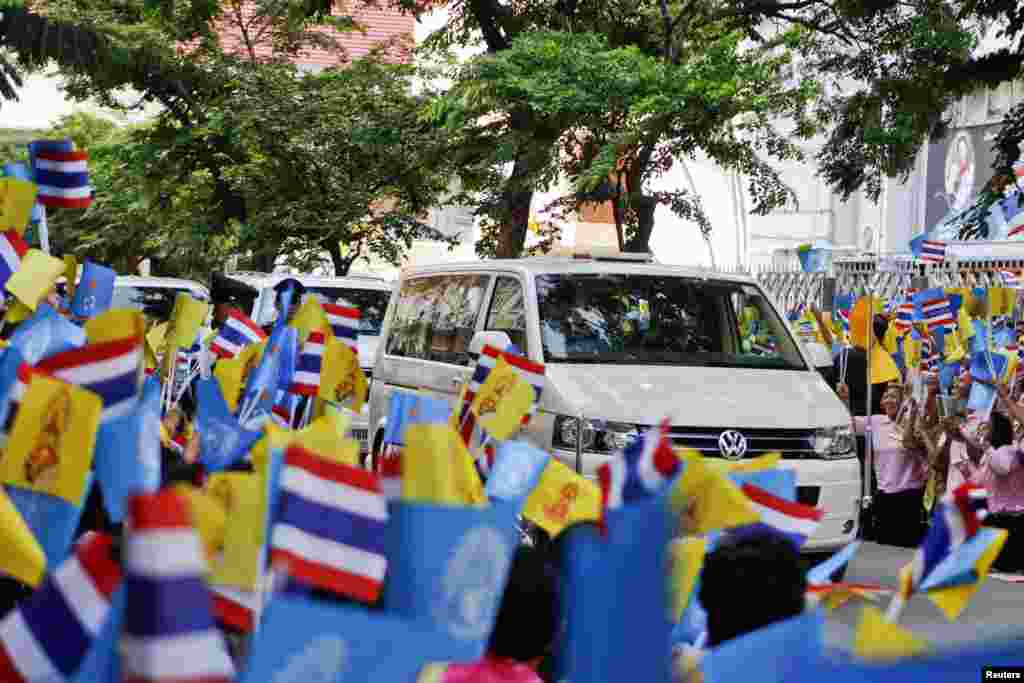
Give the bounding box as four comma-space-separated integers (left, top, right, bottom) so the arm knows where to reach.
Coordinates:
0, 375, 102, 504
468, 357, 535, 441
521, 459, 600, 536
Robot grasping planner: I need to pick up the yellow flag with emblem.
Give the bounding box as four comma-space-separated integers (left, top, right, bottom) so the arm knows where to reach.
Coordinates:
0, 486, 46, 587
853, 605, 929, 660
84, 309, 146, 344
174, 483, 228, 566
401, 422, 487, 507
289, 296, 333, 346
521, 459, 601, 536
320, 337, 367, 413
6, 249, 65, 311
0, 178, 37, 234
0, 375, 102, 504
670, 449, 759, 534
208, 472, 265, 591
468, 357, 535, 441
166, 293, 210, 349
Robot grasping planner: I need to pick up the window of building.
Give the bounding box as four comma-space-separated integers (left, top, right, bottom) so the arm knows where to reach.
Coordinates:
486, 276, 529, 355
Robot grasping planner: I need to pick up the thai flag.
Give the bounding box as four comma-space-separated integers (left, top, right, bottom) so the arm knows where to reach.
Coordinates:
894, 302, 914, 334
740, 483, 823, 548
36, 336, 143, 421
211, 584, 258, 633
901, 483, 988, 599
122, 491, 234, 683
920, 338, 940, 373
271, 389, 296, 427
0, 230, 27, 290
1014, 160, 1024, 191
598, 420, 677, 513
456, 345, 546, 455
289, 330, 325, 396
210, 310, 265, 359
32, 150, 92, 209
270, 446, 389, 603
323, 303, 359, 352
915, 289, 956, 333
0, 533, 121, 682
919, 240, 947, 263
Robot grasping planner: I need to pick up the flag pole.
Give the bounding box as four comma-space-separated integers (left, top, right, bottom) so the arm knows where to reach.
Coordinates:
37, 205, 50, 254
863, 289, 874, 529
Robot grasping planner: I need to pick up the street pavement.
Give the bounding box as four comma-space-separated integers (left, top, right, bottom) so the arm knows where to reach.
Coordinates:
823, 542, 1024, 650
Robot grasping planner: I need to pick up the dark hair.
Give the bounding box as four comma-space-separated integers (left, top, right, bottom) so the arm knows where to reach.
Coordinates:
990, 411, 1014, 450
697, 529, 806, 647
489, 543, 558, 662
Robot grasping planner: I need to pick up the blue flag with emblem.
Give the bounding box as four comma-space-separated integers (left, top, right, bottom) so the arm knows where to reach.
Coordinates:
238, 325, 298, 425
196, 376, 261, 471
702, 610, 826, 683
241, 596, 482, 682
8, 302, 86, 365
381, 499, 522, 661
70, 261, 116, 319
485, 441, 550, 505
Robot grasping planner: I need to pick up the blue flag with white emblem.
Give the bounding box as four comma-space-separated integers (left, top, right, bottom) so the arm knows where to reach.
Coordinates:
484, 441, 550, 505
70, 261, 116, 319
381, 499, 522, 661
8, 303, 86, 365
196, 376, 261, 471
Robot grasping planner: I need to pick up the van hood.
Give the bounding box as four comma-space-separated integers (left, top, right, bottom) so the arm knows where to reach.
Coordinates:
544, 364, 847, 429
358, 336, 379, 370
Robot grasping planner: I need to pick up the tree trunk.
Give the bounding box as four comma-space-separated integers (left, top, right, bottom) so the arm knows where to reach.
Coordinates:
495, 155, 535, 259
623, 146, 657, 253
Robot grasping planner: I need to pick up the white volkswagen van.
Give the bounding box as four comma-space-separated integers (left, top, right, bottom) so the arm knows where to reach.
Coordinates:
221, 272, 395, 453
369, 251, 860, 554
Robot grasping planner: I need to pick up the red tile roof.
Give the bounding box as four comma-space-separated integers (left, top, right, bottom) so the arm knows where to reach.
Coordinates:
212, 1, 414, 67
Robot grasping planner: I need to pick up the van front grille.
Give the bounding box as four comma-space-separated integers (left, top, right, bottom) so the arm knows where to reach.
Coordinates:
668, 426, 817, 460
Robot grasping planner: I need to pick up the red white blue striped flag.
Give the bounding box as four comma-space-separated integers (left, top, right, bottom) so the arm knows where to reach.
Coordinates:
270, 446, 389, 603
457, 344, 546, 450
0, 532, 121, 682
35, 336, 143, 422
289, 330, 325, 396
210, 309, 265, 359
121, 491, 234, 683
741, 482, 824, 548
598, 419, 676, 514
919, 240, 947, 264
323, 303, 359, 352
0, 230, 27, 290
32, 150, 92, 209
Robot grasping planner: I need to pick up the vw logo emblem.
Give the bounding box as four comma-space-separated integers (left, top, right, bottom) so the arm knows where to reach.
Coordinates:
718, 430, 747, 460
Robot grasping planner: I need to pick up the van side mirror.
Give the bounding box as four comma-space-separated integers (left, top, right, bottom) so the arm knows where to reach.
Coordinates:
803, 342, 834, 369
469, 330, 513, 357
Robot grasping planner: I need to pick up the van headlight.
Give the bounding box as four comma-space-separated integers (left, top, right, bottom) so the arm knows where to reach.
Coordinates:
553, 416, 640, 453
814, 425, 855, 459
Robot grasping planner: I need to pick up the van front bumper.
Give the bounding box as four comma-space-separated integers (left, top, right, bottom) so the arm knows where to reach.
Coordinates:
551, 448, 860, 553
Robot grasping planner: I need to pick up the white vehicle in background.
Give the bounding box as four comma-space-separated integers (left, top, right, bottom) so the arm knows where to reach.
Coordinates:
221, 272, 395, 454
112, 275, 211, 325
369, 249, 860, 559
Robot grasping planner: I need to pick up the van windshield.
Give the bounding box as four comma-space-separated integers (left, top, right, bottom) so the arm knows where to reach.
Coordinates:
535, 274, 807, 370
111, 286, 209, 323
306, 287, 390, 336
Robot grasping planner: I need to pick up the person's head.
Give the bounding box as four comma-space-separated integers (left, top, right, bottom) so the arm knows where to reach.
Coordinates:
990, 410, 1014, 450
488, 543, 557, 664
698, 529, 806, 648
881, 384, 903, 419
274, 278, 305, 323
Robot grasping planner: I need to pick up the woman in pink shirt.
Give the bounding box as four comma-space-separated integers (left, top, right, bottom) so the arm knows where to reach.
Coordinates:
841, 383, 927, 547
978, 387, 1024, 573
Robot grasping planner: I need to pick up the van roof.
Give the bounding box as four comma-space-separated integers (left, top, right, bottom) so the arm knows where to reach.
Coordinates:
223, 271, 394, 291
398, 257, 758, 285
